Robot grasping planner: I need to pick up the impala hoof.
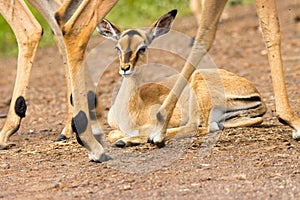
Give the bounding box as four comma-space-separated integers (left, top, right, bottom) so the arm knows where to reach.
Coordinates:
148, 133, 166, 148
98, 153, 112, 163
292, 130, 300, 141
0, 144, 8, 150
0, 143, 15, 150
155, 141, 165, 148
115, 140, 126, 148
90, 153, 112, 163
149, 133, 166, 148
56, 135, 69, 142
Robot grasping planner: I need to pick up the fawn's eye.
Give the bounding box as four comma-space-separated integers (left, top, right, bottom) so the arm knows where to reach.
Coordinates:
137, 46, 146, 54
115, 46, 121, 55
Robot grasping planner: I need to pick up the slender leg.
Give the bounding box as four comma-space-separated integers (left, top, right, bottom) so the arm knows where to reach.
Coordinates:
55, 0, 118, 161
255, 0, 300, 139
150, 0, 228, 145
28, 0, 74, 140
190, 0, 203, 26
166, 81, 202, 140
0, 0, 42, 149
30, 0, 104, 142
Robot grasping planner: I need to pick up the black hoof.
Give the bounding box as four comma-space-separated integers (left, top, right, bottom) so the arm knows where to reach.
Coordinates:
155, 141, 165, 148
148, 138, 154, 144
0, 143, 14, 150
0, 144, 8, 150
217, 123, 224, 130
56, 135, 69, 142
115, 140, 126, 148
93, 153, 112, 163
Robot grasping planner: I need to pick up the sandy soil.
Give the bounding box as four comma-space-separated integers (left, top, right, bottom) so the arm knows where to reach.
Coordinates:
1, 1, 300, 199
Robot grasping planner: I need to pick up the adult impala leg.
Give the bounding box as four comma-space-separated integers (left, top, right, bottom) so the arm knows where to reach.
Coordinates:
0, 0, 42, 149
190, 0, 203, 26
255, 0, 300, 139
55, 0, 117, 161
29, 0, 104, 142
150, 0, 228, 145
28, 0, 75, 141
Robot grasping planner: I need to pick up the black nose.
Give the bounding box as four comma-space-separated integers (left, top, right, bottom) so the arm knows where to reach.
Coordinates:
122, 65, 130, 72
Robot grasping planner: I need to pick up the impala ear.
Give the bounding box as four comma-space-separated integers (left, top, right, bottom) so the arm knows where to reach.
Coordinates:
147, 9, 177, 44
96, 18, 122, 41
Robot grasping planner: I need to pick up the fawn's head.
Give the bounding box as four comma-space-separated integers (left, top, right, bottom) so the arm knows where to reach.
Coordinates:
97, 9, 177, 77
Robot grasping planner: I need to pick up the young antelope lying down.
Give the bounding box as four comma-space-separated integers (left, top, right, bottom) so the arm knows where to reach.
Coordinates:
97, 9, 266, 147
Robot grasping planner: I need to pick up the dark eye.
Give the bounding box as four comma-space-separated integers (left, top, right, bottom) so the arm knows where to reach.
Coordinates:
138, 47, 146, 54
115, 46, 121, 55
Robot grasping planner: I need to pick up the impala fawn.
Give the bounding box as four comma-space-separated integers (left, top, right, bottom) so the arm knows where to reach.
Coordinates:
97, 9, 266, 147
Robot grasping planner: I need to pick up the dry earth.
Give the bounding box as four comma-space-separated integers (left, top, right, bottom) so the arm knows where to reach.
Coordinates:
1, 1, 300, 199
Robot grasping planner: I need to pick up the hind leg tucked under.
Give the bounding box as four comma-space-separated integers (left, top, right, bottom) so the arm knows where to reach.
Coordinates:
222, 116, 264, 128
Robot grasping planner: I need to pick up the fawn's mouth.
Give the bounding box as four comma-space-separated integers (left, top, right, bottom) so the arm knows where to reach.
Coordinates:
119, 69, 134, 77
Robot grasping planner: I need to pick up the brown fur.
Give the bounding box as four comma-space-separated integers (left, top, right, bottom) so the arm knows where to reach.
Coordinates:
97, 11, 266, 147
0, 0, 117, 162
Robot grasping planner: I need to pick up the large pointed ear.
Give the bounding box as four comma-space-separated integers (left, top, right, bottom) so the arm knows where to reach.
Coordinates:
147, 9, 177, 44
96, 19, 122, 41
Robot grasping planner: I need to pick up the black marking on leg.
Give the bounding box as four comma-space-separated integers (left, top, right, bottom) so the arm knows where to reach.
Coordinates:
278, 118, 289, 125
54, 12, 61, 26
56, 135, 69, 142
75, 133, 84, 147
64, 0, 84, 23
71, 111, 88, 147
70, 93, 73, 106
87, 91, 98, 120
15, 96, 27, 118
13, 124, 20, 134
156, 111, 165, 123
94, 134, 104, 145
62, 27, 66, 36
190, 36, 195, 47
87, 91, 97, 109
55, 0, 84, 29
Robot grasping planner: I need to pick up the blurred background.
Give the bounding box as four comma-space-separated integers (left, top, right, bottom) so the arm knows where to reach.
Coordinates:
0, 0, 250, 57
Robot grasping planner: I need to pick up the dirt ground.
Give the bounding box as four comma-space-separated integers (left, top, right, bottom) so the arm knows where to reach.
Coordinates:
1, 1, 300, 199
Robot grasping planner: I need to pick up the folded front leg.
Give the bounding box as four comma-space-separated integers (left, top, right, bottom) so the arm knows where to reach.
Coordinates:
150, 0, 228, 146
